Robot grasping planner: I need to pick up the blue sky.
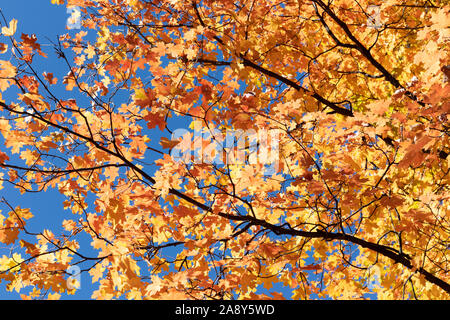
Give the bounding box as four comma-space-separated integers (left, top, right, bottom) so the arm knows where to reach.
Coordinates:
0, 0, 94, 299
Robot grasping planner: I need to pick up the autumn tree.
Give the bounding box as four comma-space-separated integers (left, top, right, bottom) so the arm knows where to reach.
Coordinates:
0, 0, 448, 299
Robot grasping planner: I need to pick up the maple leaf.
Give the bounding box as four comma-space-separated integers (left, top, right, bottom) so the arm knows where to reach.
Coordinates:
0, 150, 9, 163
62, 219, 77, 232
0, 60, 17, 91
43, 72, 57, 85
160, 136, 180, 149
0, 0, 448, 301
1, 19, 17, 37
14, 206, 33, 220
47, 293, 61, 300
63, 72, 77, 91
20, 34, 47, 58
398, 135, 434, 169
104, 166, 119, 181
20, 240, 39, 256
0, 43, 7, 54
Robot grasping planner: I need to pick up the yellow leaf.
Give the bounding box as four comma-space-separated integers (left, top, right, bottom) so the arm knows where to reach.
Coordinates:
47, 292, 61, 300
15, 206, 33, 220
2, 19, 17, 37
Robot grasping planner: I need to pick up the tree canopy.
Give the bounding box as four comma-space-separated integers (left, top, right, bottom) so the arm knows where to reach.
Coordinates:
0, 0, 449, 299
